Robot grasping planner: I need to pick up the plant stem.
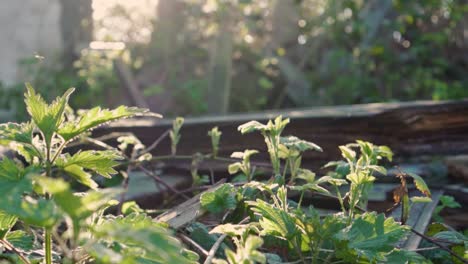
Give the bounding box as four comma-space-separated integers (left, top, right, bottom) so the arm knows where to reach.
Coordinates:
45, 228, 52, 264
294, 238, 306, 264
297, 191, 305, 209
334, 185, 346, 215
411, 228, 468, 264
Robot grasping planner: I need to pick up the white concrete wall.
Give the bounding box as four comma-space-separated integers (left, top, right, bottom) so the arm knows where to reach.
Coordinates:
0, 0, 62, 86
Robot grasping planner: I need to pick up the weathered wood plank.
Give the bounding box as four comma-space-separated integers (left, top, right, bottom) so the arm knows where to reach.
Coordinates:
155, 180, 225, 229
93, 100, 468, 171
390, 190, 443, 250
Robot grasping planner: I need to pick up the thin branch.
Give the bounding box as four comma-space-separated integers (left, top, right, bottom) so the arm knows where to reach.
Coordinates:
0, 239, 31, 264
410, 228, 468, 264
179, 234, 209, 256
410, 246, 440, 252
203, 233, 227, 264
138, 165, 190, 199
140, 129, 170, 155
83, 137, 120, 153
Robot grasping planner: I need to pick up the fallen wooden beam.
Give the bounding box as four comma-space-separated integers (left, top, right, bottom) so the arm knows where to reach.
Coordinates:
155, 180, 225, 229
390, 190, 443, 250
93, 99, 468, 172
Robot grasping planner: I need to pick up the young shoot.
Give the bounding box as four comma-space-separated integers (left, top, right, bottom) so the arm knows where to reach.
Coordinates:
208, 126, 222, 158
238, 116, 290, 183
170, 117, 184, 155
228, 149, 259, 182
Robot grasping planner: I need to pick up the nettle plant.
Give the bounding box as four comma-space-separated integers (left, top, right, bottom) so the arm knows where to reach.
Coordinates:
0, 85, 197, 263
199, 116, 454, 263
2, 87, 465, 264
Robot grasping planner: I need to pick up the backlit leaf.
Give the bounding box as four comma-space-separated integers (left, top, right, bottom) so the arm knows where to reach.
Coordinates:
200, 184, 238, 214
339, 146, 356, 162
280, 136, 322, 152
90, 213, 194, 264
0, 210, 17, 238
238, 121, 267, 134
335, 212, 410, 262
210, 224, 250, 237
6, 230, 34, 251
63, 164, 98, 189
407, 173, 431, 197
58, 106, 159, 141
56, 150, 122, 178
25, 84, 74, 145
247, 199, 299, 240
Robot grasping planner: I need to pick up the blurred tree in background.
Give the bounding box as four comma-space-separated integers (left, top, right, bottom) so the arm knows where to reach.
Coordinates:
1, 0, 467, 120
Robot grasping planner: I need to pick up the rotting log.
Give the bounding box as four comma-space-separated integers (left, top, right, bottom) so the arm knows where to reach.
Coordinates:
93, 99, 468, 173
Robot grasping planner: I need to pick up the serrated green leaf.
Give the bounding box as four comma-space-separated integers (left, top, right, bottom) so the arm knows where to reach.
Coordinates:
322, 160, 346, 168
58, 106, 159, 141
296, 169, 316, 183
0, 210, 17, 238
18, 198, 60, 228
90, 213, 193, 264
407, 173, 431, 197
5, 230, 34, 251
228, 162, 242, 175
439, 195, 461, 209
385, 249, 429, 264
237, 121, 266, 134
200, 184, 238, 214
339, 145, 356, 162
63, 164, 98, 189
210, 224, 250, 237
56, 150, 122, 178
290, 183, 330, 194
316, 175, 348, 186
0, 158, 24, 181
37, 177, 120, 222
335, 212, 410, 262
433, 231, 468, 244
121, 201, 143, 215
368, 165, 387, 175
247, 199, 299, 240
25, 84, 74, 146
0, 122, 34, 145
230, 149, 258, 160
280, 136, 322, 152
378, 146, 393, 162
0, 122, 40, 162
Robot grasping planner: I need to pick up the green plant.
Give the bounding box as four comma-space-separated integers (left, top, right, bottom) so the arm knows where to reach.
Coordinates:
210, 224, 266, 264
392, 171, 433, 224
208, 127, 222, 158
325, 140, 393, 221
238, 116, 289, 182
0, 85, 195, 263
170, 117, 184, 155
228, 150, 259, 182
433, 195, 462, 222
279, 136, 322, 183
192, 116, 458, 263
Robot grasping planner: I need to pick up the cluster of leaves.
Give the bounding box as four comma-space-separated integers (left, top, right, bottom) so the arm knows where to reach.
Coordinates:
1, 87, 465, 263
197, 116, 466, 263
0, 85, 195, 263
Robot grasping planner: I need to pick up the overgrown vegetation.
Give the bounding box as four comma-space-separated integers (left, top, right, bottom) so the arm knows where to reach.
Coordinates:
0, 87, 466, 263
